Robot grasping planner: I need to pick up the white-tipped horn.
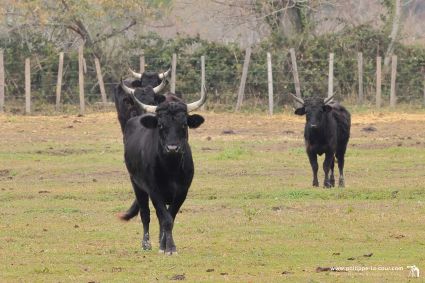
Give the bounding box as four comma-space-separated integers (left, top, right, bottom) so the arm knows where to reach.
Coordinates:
288, 93, 304, 105
324, 94, 334, 105
135, 100, 157, 113
158, 68, 171, 79
120, 78, 135, 95
153, 79, 167, 94
120, 78, 157, 113
129, 68, 142, 79
186, 85, 207, 112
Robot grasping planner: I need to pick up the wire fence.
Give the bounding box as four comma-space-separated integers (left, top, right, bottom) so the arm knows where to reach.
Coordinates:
0, 48, 424, 115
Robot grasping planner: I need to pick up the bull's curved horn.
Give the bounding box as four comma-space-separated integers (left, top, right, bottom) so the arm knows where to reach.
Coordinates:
324, 94, 334, 105
134, 99, 158, 113
153, 79, 167, 94
120, 78, 157, 113
158, 68, 171, 79
120, 78, 135, 95
289, 93, 304, 105
186, 85, 207, 112
129, 68, 142, 79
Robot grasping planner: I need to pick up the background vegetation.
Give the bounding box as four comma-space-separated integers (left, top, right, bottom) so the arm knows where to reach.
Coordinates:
0, 0, 424, 111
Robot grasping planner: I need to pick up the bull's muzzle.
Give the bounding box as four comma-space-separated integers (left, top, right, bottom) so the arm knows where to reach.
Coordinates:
165, 144, 181, 154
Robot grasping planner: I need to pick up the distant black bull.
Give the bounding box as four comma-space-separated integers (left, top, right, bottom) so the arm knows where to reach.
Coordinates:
120, 81, 206, 254
290, 94, 351, 188
114, 68, 171, 133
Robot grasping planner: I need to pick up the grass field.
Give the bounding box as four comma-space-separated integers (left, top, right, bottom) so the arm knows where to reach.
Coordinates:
1, 108, 425, 282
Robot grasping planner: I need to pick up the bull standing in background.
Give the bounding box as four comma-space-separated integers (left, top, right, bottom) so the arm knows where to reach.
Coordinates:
119, 81, 206, 254
290, 94, 351, 188
114, 68, 171, 133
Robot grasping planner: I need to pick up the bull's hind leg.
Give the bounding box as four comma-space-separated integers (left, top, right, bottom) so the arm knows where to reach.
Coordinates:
323, 152, 334, 188
307, 152, 319, 187
336, 151, 346, 188
131, 180, 152, 250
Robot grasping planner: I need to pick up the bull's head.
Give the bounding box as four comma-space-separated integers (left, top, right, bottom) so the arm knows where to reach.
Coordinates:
121, 81, 206, 155
121, 78, 167, 96
129, 68, 171, 80
290, 93, 334, 130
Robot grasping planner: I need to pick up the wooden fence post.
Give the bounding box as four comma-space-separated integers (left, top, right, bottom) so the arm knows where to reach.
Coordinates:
235, 46, 251, 111
357, 52, 363, 104
423, 73, 425, 107
390, 55, 397, 108
376, 56, 382, 108
328, 53, 334, 99
140, 50, 145, 74
171, 53, 177, 93
289, 48, 302, 108
55, 52, 64, 111
0, 49, 4, 113
94, 56, 107, 104
78, 45, 85, 115
25, 58, 31, 114
267, 52, 274, 115
200, 55, 206, 111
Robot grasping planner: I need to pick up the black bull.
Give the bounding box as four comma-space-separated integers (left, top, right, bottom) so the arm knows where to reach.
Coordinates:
114, 70, 170, 133
291, 94, 351, 188
120, 82, 206, 254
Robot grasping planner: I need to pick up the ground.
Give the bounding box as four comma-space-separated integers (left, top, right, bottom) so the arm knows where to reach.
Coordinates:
0, 107, 424, 282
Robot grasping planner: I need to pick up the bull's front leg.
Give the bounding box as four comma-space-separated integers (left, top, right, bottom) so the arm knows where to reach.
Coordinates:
323, 152, 334, 188
151, 194, 177, 255
307, 152, 319, 187
329, 156, 335, 187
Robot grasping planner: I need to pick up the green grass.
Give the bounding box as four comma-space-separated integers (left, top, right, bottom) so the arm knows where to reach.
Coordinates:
0, 111, 424, 282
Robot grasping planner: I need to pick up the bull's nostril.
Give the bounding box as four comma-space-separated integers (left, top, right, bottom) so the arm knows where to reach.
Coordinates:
166, 145, 180, 152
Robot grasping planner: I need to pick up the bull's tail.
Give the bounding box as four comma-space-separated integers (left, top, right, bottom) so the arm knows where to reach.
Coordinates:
117, 199, 139, 221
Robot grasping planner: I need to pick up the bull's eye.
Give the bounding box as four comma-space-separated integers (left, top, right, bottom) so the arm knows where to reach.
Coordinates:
159, 124, 164, 130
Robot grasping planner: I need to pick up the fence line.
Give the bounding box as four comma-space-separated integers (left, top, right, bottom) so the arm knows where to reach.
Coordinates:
0, 48, 423, 115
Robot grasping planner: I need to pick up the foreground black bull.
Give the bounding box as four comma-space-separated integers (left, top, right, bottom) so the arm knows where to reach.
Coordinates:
114, 68, 171, 133
290, 94, 351, 188
121, 82, 206, 254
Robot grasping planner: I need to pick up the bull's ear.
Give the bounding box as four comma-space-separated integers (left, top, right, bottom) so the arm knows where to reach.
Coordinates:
140, 114, 158, 129
323, 105, 332, 112
154, 94, 166, 104
294, 107, 306, 115
187, 114, 204, 128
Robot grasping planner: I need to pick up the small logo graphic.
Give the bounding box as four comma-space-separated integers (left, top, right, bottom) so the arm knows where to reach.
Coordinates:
407, 265, 420, 278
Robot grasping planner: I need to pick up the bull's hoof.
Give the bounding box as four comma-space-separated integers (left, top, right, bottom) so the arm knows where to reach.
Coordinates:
339, 179, 345, 188
165, 251, 178, 256
142, 240, 152, 250
312, 181, 319, 187
330, 177, 335, 187
323, 181, 332, 188
165, 247, 177, 256
158, 249, 165, 254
